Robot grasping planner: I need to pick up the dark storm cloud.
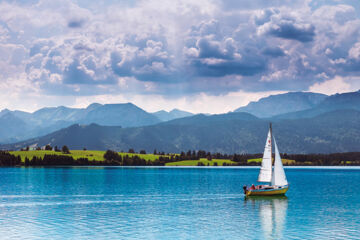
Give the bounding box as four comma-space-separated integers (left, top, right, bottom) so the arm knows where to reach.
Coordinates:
255, 8, 316, 42
267, 21, 315, 42
262, 47, 285, 57
340, 59, 360, 72
194, 60, 266, 77
191, 53, 266, 77
197, 37, 234, 60
62, 59, 115, 85
68, 19, 85, 28
63, 60, 94, 84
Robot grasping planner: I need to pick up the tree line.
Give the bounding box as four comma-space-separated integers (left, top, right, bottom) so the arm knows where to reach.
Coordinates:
0, 151, 21, 166
21, 153, 165, 166
1, 149, 360, 166
21, 145, 70, 153
282, 152, 360, 166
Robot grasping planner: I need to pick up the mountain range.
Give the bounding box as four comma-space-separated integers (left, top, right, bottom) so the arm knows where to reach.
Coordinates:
2, 109, 360, 154
152, 109, 194, 121
0, 103, 192, 143
1, 90, 360, 153
234, 92, 327, 118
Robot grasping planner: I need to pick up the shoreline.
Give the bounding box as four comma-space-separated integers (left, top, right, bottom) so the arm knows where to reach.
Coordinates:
3, 165, 360, 169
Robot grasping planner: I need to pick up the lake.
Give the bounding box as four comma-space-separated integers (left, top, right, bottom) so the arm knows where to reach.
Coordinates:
0, 167, 359, 239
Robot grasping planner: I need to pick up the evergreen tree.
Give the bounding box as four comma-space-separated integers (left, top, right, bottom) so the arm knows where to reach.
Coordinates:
45, 145, 52, 151
62, 145, 70, 154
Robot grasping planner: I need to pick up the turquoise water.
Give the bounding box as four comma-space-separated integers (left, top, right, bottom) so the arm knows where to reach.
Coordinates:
0, 167, 359, 239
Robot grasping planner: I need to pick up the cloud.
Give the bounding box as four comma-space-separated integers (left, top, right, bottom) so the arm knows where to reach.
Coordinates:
253, 8, 279, 26
269, 22, 315, 42
220, 0, 306, 11
67, 19, 85, 28
308, 76, 351, 95
1, 0, 360, 113
261, 47, 285, 57
110, 39, 179, 82
312, 4, 356, 25
197, 37, 233, 59
184, 23, 266, 78
257, 10, 316, 42
332, 42, 360, 72
191, 55, 266, 77
348, 42, 360, 60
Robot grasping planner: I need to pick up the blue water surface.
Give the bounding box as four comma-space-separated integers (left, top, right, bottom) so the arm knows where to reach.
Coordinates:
0, 167, 359, 239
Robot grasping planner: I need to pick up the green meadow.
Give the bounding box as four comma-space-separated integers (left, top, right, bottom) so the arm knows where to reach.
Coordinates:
10, 150, 106, 161
10, 150, 296, 166
247, 158, 296, 165
165, 158, 237, 166
10, 150, 169, 162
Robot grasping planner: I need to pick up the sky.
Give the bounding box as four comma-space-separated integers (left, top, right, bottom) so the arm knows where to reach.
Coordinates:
1, 0, 360, 113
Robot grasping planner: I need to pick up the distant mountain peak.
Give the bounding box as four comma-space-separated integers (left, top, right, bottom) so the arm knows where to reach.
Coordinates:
169, 108, 193, 114
152, 108, 194, 122
86, 103, 102, 110
273, 90, 360, 120
0, 108, 10, 117
155, 110, 168, 114
234, 91, 328, 118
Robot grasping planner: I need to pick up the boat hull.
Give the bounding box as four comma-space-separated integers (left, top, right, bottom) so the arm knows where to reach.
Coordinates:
246, 185, 289, 196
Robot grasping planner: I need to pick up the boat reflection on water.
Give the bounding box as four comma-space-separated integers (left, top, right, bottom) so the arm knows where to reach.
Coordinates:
245, 196, 288, 239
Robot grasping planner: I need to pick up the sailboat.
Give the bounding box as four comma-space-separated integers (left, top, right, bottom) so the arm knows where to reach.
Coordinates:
243, 123, 289, 196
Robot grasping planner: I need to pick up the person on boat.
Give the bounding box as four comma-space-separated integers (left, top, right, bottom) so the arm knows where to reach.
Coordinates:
243, 185, 247, 194
250, 184, 255, 190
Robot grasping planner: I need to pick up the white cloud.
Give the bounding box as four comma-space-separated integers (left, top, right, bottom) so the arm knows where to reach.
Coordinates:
0, 0, 360, 113
348, 42, 360, 60
308, 76, 352, 95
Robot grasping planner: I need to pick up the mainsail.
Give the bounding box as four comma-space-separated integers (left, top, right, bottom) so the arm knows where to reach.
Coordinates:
271, 137, 288, 186
258, 129, 272, 182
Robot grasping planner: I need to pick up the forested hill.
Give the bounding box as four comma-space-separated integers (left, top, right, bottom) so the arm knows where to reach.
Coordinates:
2, 110, 360, 154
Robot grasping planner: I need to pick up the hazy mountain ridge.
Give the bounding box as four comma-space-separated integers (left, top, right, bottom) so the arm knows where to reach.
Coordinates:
0, 111, 32, 144
275, 90, 360, 119
3, 110, 360, 154
0, 103, 197, 144
2, 90, 360, 149
152, 109, 194, 121
235, 92, 328, 118
0, 103, 160, 143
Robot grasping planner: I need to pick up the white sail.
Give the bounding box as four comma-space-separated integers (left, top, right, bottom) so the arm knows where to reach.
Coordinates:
258, 129, 272, 182
271, 137, 288, 186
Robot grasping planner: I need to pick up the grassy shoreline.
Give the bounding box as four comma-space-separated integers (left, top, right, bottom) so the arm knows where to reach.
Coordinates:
8, 150, 292, 166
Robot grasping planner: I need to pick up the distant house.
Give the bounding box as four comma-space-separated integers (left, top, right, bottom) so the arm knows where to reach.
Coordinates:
29, 144, 37, 151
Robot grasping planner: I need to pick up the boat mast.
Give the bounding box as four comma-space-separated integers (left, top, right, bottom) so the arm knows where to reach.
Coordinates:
270, 122, 273, 165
